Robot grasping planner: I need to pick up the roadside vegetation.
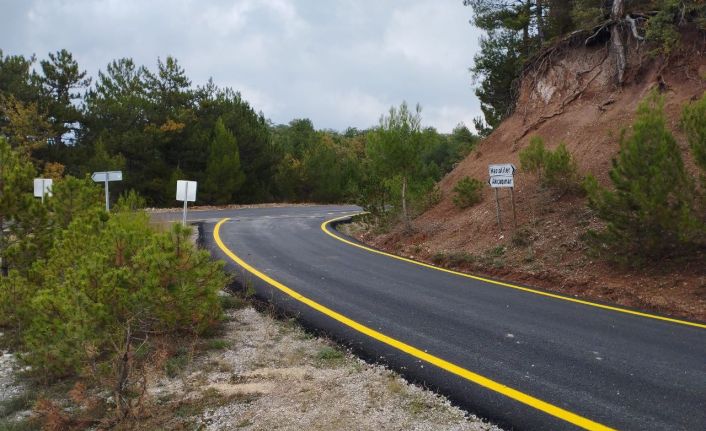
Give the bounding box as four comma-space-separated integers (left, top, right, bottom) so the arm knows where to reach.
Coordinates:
0, 137, 229, 428
0, 49, 477, 210
584, 92, 706, 265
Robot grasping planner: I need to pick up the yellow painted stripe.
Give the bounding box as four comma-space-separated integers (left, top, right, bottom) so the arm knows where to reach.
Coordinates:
322, 214, 706, 330
214, 217, 616, 431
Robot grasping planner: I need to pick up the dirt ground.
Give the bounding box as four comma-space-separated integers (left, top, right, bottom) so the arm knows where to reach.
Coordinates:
0, 303, 502, 430
140, 305, 501, 431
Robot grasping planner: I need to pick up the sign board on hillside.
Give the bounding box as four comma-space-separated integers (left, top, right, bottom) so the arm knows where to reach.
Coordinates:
488, 164, 516, 177
488, 163, 518, 231
176, 180, 197, 202
33, 178, 53, 202
489, 175, 514, 188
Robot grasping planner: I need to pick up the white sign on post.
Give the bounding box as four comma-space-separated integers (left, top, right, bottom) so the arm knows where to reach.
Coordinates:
488, 163, 518, 230
489, 175, 514, 188
33, 178, 53, 202
92, 171, 123, 211
176, 180, 197, 226
488, 164, 516, 177
176, 180, 197, 202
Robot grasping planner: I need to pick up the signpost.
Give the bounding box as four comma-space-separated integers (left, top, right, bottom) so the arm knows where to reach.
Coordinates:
33, 178, 53, 203
488, 164, 518, 230
92, 171, 123, 211
176, 180, 197, 226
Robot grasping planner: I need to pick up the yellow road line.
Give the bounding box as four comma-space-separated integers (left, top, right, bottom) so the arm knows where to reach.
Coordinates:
214, 217, 616, 431
322, 214, 706, 330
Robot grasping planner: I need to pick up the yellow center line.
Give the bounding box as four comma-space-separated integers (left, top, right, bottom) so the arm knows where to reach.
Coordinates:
214, 217, 617, 431
321, 213, 706, 330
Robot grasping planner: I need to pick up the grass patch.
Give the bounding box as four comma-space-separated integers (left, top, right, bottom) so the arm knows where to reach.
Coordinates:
406, 395, 434, 416
205, 339, 230, 350
220, 294, 246, 310
0, 418, 36, 431
165, 348, 190, 378
0, 394, 34, 418
315, 346, 345, 366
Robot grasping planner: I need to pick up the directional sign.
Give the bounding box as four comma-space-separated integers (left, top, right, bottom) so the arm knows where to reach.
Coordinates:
92, 170, 123, 211
176, 180, 197, 202
488, 164, 516, 177
91, 171, 123, 182
33, 178, 53, 202
489, 175, 514, 188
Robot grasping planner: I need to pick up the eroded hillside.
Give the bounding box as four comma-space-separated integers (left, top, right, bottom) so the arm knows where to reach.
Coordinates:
353, 29, 706, 322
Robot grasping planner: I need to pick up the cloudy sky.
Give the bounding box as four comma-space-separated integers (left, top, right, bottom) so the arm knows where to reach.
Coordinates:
1, 0, 483, 132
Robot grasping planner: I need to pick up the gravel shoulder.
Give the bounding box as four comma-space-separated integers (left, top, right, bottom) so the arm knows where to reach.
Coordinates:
144, 305, 501, 431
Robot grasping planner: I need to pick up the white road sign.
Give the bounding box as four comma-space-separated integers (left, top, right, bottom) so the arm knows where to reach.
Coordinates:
489, 175, 514, 188
176, 180, 197, 226
488, 164, 516, 177
33, 178, 53, 200
91, 171, 123, 182
176, 180, 197, 202
92, 170, 123, 211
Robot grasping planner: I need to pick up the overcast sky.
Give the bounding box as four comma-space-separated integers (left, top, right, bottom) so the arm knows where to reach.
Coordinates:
1, 0, 482, 133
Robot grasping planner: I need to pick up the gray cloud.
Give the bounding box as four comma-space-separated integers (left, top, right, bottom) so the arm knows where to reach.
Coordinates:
0, 0, 482, 132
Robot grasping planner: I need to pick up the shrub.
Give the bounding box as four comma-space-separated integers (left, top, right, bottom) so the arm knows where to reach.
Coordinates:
681, 92, 706, 179
452, 177, 484, 208
520, 136, 580, 192
584, 92, 699, 263
11, 210, 227, 380
544, 143, 580, 191
519, 136, 547, 181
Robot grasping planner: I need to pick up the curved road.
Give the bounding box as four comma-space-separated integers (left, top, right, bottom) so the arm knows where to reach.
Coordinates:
170, 205, 705, 430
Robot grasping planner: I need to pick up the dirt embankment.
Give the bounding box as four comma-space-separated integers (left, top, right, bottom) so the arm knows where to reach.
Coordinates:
356, 29, 706, 323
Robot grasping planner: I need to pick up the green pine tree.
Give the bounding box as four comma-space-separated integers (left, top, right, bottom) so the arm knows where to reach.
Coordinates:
584, 92, 699, 263
204, 118, 245, 204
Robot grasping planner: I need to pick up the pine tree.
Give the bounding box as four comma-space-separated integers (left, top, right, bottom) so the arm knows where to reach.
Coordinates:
204, 118, 245, 204
366, 102, 424, 230
584, 92, 699, 263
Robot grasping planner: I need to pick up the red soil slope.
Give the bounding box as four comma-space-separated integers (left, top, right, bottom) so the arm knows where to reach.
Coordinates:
357, 30, 706, 322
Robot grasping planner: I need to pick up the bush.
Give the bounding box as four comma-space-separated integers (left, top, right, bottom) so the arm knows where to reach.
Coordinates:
452, 177, 484, 208
18, 213, 227, 379
520, 136, 580, 192
584, 92, 700, 263
519, 136, 547, 180
681, 92, 706, 180
544, 143, 580, 191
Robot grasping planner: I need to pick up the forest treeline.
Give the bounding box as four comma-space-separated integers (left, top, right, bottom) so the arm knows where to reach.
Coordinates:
0, 49, 478, 210
465, 0, 706, 135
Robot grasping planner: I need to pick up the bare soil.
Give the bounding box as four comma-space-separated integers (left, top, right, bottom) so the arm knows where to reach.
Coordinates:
350, 30, 706, 324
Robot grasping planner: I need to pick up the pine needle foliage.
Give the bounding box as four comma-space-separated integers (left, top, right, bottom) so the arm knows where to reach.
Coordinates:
584, 92, 700, 263
453, 177, 485, 209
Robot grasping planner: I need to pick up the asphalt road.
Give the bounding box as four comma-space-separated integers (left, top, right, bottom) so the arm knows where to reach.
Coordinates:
185, 205, 705, 431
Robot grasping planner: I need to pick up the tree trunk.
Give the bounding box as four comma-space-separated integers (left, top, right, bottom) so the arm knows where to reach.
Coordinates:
536, 0, 545, 45
523, 0, 531, 55
611, 0, 627, 85
401, 175, 410, 231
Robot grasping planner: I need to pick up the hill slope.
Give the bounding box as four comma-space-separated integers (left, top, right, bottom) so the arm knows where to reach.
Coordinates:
354, 29, 706, 322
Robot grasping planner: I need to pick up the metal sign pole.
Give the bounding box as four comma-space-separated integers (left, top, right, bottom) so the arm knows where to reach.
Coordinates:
494, 188, 502, 230
182, 182, 189, 226
510, 187, 517, 229
105, 178, 110, 211
41, 179, 45, 204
